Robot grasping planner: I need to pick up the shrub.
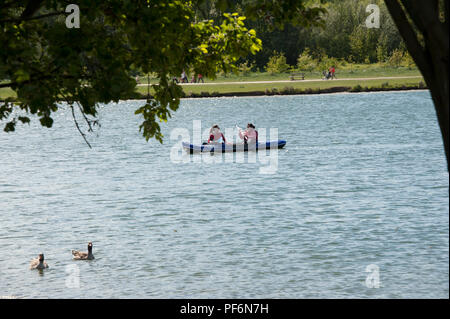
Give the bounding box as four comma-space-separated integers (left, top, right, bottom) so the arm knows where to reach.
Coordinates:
401, 51, 416, 69
216, 69, 228, 77
387, 49, 403, 68
351, 84, 363, 92
265, 51, 290, 75
281, 86, 296, 94
296, 48, 317, 73
314, 52, 340, 73
238, 61, 255, 76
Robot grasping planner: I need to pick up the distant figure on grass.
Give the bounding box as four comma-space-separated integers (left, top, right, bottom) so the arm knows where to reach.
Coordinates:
238, 123, 258, 144
135, 75, 140, 84
197, 73, 204, 83
330, 66, 336, 79
191, 75, 196, 83
181, 70, 188, 83
323, 67, 336, 80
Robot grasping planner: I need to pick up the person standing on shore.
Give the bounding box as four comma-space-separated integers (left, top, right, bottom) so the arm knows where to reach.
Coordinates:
197, 73, 204, 83
181, 70, 188, 83
330, 66, 336, 79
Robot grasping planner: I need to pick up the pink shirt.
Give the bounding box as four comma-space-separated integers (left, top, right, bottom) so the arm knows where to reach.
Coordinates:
239, 129, 258, 143
208, 129, 226, 143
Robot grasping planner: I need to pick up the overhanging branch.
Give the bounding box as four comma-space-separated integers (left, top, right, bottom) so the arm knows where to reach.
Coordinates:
70, 104, 92, 149
19, 0, 44, 20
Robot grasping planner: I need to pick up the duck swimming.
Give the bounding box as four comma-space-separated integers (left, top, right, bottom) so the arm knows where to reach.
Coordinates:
30, 253, 49, 270
72, 242, 94, 260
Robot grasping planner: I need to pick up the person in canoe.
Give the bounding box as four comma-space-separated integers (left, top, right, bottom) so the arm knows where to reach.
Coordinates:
238, 123, 258, 144
207, 124, 226, 144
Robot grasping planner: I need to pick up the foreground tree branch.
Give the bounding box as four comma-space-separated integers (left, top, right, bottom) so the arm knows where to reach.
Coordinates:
70, 104, 92, 149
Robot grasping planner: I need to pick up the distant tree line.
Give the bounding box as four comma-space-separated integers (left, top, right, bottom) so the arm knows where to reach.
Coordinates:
195, 0, 408, 71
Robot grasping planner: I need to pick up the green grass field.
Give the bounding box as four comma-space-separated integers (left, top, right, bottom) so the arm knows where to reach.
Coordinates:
0, 87, 16, 99
202, 66, 420, 83
135, 77, 424, 96
137, 64, 421, 84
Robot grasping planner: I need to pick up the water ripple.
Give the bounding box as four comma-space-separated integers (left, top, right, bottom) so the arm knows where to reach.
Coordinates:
0, 91, 448, 298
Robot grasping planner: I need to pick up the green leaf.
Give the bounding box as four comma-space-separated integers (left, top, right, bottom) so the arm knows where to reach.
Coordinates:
4, 122, 16, 132
18, 116, 30, 124
14, 69, 30, 83
39, 116, 53, 128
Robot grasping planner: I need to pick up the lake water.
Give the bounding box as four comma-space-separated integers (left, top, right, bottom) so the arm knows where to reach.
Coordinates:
0, 91, 448, 298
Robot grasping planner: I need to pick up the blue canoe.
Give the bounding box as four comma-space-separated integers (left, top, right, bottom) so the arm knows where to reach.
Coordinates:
182, 140, 286, 153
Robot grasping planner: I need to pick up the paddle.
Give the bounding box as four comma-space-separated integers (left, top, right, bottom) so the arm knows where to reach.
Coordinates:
236, 124, 250, 144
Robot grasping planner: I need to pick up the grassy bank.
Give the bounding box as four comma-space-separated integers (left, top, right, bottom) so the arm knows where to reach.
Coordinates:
133, 77, 426, 98
1, 72, 425, 101
135, 64, 421, 84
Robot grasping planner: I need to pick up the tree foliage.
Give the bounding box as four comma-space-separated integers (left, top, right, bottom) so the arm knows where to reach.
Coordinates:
296, 48, 316, 72
265, 51, 290, 74
242, 0, 405, 68
0, 0, 326, 143
0, 1, 256, 142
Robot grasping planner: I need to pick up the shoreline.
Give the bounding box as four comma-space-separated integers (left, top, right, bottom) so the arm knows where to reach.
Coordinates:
0, 83, 428, 103
177, 83, 427, 99
177, 88, 429, 100
136, 83, 428, 100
